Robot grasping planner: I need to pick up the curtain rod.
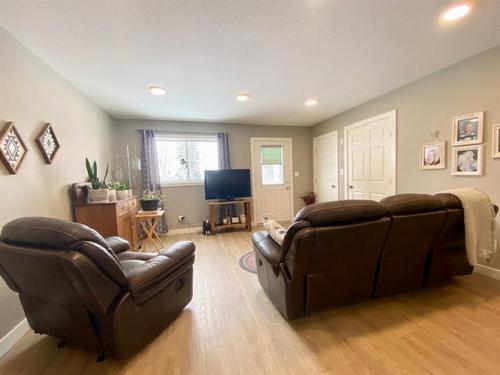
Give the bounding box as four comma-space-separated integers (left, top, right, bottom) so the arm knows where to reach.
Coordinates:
137, 129, 228, 135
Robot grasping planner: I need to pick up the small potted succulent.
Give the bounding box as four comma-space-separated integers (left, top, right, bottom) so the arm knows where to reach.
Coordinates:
300, 191, 317, 206
85, 158, 109, 203
140, 190, 163, 211
116, 183, 128, 200
125, 183, 132, 198
107, 181, 120, 202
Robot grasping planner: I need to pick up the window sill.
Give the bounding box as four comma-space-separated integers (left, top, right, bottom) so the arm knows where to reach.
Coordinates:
161, 182, 205, 188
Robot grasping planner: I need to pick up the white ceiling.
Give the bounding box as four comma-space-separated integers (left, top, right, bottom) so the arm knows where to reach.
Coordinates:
1, 1, 500, 126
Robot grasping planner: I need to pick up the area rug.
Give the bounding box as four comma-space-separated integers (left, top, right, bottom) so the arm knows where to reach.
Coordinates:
239, 251, 257, 274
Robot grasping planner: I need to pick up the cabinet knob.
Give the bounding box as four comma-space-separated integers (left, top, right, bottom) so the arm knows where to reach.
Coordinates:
331, 185, 336, 188
349, 185, 354, 189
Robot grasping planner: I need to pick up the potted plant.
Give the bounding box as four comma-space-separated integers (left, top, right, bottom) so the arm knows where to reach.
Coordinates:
140, 190, 163, 211
85, 158, 109, 203
116, 183, 128, 200
124, 183, 132, 198
107, 181, 120, 202
300, 191, 317, 206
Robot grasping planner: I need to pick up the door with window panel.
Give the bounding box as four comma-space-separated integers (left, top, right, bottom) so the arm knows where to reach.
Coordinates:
251, 139, 293, 223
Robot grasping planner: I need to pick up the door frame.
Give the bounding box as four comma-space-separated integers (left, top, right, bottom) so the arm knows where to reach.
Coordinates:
313, 130, 339, 202
343, 110, 397, 199
250, 137, 294, 224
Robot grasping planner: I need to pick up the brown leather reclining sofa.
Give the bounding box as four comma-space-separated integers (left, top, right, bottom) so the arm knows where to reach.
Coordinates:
252, 193, 497, 320
0, 217, 195, 358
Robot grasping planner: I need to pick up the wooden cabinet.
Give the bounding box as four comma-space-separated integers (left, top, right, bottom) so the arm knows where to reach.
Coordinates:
75, 197, 138, 246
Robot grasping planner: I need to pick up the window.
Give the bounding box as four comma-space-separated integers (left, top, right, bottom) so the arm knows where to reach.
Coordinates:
261, 145, 283, 185
156, 133, 219, 185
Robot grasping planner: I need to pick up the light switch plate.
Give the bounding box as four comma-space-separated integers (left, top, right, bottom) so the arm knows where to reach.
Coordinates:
294, 171, 300, 177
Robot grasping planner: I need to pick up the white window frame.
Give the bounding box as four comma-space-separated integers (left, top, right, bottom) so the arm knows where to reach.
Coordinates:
155, 133, 219, 187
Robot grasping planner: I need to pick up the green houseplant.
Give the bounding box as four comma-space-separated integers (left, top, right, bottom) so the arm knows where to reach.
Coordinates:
140, 190, 163, 211
116, 183, 128, 200
85, 158, 110, 203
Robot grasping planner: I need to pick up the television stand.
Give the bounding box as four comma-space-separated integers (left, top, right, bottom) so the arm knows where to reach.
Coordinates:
208, 198, 252, 235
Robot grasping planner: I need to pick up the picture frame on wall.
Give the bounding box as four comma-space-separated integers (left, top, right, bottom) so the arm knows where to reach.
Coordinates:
452, 144, 484, 176
451, 111, 483, 146
0, 121, 28, 174
419, 141, 446, 170
492, 124, 500, 158
35, 122, 60, 164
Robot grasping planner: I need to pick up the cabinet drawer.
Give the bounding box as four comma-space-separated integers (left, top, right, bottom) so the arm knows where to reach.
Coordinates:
116, 201, 129, 216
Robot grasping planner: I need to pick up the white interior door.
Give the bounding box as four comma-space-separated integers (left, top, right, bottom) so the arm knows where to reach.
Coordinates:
251, 138, 293, 223
313, 131, 339, 203
344, 110, 396, 201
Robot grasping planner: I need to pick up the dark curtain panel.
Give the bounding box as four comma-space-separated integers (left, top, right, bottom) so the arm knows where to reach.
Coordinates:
140, 129, 168, 233
217, 132, 231, 169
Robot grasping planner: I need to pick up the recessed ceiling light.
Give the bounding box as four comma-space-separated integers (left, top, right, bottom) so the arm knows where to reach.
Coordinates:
441, 4, 471, 21
149, 86, 166, 95
305, 99, 318, 107
236, 93, 250, 102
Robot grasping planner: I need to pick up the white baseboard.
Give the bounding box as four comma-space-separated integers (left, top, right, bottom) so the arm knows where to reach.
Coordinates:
0, 318, 29, 358
474, 264, 500, 281
167, 227, 201, 235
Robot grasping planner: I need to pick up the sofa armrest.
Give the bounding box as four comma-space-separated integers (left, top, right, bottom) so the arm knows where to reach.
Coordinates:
104, 236, 130, 254
123, 241, 195, 303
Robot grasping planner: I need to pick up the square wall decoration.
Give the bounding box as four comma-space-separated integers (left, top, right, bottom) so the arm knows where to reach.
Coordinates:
0, 121, 28, 174
36, 122, 60, 164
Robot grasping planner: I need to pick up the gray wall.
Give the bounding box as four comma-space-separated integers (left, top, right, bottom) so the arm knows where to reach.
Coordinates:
112, 119, 313, 230
0, 28, 113, 338
313, 45, 500, 268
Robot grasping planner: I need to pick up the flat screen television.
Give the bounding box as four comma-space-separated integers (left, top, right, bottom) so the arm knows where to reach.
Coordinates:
204, 169, 251, 200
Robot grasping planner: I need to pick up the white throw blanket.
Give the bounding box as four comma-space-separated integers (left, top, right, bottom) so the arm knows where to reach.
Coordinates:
440, 188, 497, 266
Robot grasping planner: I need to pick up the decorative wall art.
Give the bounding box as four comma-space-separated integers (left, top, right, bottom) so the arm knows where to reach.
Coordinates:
35, 122, 60, 164
0, 121, 28, 174
419, 141, 446, 170
451, 144, 484, 176
492, 124, 500, 158
451, 111, 484, 146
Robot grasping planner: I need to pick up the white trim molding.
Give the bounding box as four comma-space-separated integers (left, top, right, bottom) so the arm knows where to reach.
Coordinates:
166, 227, 202, 235
0, 318, 29, 358
474, 264, 500, 281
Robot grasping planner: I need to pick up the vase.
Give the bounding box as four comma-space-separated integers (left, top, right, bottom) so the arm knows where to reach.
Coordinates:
108, 189, 117, 202
140, 199, 160, 211
89, 189, 109, 203
116, 190, 128, 200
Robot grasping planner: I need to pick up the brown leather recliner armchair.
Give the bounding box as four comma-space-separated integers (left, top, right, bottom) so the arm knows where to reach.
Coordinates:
0, 217, 195, 359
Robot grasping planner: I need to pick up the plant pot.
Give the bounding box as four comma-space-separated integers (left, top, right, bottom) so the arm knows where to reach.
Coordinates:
302, 197, 316, 205
127, 189, 133, 198
140, 199, 160, 211
108, 189, 117, 202
89, 188, 109, 203
116, 190, 128, 200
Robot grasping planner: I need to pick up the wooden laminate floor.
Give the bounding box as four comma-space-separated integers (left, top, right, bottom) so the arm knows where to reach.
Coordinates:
1, 231, 500, 374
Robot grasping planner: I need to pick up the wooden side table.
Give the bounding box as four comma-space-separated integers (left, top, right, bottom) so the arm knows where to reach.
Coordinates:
134, 210, 165, 253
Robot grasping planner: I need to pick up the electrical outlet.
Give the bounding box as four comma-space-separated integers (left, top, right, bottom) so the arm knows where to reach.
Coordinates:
178, 215, 185, 223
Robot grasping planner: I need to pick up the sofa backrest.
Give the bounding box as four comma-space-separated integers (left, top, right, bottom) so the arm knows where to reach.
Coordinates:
0, 217, 127, 315
374, 194, 447, 297
282, 200, 391, 314
0, 217, 127, 286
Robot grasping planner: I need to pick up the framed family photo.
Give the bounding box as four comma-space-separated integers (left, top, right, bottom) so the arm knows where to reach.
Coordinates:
452, 145, 484, 176
451, 111, 483, 146
492, 124, 500, 158
419, 142, 446, 169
